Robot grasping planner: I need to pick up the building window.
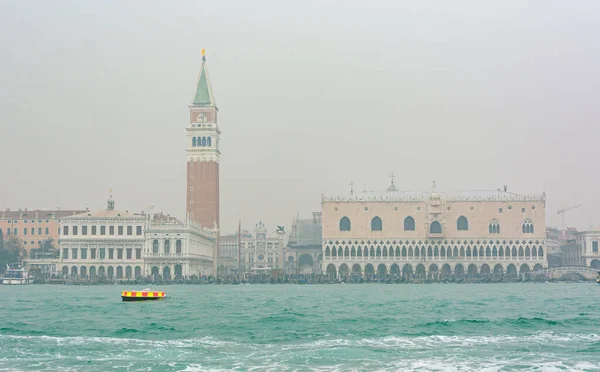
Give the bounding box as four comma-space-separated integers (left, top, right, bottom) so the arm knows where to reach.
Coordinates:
126, 248, 132, 259
202, 137, 207, 146
6, 228, 10, 236
82, 226, 87, 235
499, 208, 503, 213
457, 216, 468, 231
81, 248, 87, 259
99, 248, 106, 259
45, 227, 49, 235
62, 248, 68, 259
101, 226, 106, 235
92, 226, 97, 235
522, 219, 534, 234
136, 248, 142, 259
521, 208, 526, 213
430, 221, 442, 234
23, 228, 27, 235
31, 227, 34, 235
24, 220, 27, 223
72, 248, 78, 259
13, 228, 17, 236
109, 226, 115, 235
404, 216, 416, 231
176, 240, 182, 254
339, 217, 351, 231
593, 241, 599, 253
118, 226, 123, 235
489, 220, 500, 234
109, 249, 114, 259
38, 227, 42, 235
371, 216, 383, 231
73, 226, 78, 236
117, 249, 123, 259
164, 240, 171, 254
192, 137, 197, 147
136, 226, 142, 235
153, 240, 159, 253
127, 226, 132, 236
91, 249, 96, 259
207, 137, 212, 147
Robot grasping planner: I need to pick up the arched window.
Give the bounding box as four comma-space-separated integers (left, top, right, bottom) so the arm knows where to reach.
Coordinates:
371, 216, 383, 231
430, 221, 442, 234
192, 137, 197, 147
207, 137, 212, 147
404, 216, 415, 231
176, 239, 182, 254
489, 220, 500, 234
152, 239, 159, 253
201, 137, 207, 147
522, 219, 534, 234
164, 240, 171, 254
339, 217, 351, 231
457, 216, 468, 231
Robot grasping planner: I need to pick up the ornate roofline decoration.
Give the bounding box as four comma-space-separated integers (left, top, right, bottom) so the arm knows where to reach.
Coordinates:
321, 192, 547, 204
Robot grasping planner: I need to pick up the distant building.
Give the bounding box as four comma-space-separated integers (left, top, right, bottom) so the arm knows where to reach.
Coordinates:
546, 227, 581, 267
576, 229, 600, 269
239, 222, 285, 273
0, 208, 86, 255
322, 181, 547, 279
57, 197, 146, 279
285, 212, 323, 274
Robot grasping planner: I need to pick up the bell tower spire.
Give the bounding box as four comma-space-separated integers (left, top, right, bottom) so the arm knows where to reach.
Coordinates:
186, 49, 220, 229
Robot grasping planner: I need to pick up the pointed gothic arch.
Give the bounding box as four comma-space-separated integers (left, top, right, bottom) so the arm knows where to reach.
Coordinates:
430, 221, 442, 234
404, 216, 415, 231
339, 217, 351, 231
371, 216, 383, 231
457, 216, 468, 231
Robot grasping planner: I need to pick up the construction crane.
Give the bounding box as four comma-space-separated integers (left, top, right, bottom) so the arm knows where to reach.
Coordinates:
557, 204, 583, 229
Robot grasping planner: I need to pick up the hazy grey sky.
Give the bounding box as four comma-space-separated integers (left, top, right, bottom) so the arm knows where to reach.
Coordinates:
1, 0, 599, 233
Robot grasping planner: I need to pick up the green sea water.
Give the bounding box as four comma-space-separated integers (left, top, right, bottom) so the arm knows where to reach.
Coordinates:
1, 283, 599, 371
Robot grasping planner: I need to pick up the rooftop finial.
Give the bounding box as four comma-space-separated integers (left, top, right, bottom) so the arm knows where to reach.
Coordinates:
201, 48, 206, 62
387, 171, 398, 192
107, 188, 115, 211
349, 181, 354, 195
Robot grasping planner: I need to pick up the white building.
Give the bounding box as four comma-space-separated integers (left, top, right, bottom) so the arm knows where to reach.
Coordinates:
144, 219, 217, 279
577, 229, 600, 269
239, 221, 285, 273
57, 198, 146, 280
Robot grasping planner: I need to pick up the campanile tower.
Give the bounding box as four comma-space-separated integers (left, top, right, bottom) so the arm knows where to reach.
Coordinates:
186, 50, 220, 228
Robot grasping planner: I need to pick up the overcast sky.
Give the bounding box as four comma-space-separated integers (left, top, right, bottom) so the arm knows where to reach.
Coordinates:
1, 0, 599, 233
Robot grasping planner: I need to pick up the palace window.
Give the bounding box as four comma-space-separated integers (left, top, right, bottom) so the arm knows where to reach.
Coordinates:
192, 137, 197, 147
371, 216, 383, 231
99, 248, 106, 259
153, 240, 159, 253
117, 249, 123, 259
72, 248, 78, 259
522, 219, 534, 234
176, 240, 182, 254
127, 226, 133, 236
91, 249, 96, 259
136, 248, 142, 259
404, 216, 415, 231
100, 226, 106, 235
73, 226, 78, 235
126, 248, 132, 260
91, 226, 96, 235
164, 240, 171, 254
109, 226, 115, 235
136, 226, 142, 235
430, 221, 442, 234
457, 216, 468, 231
82, 226, 87, 235
339, 217, 351, 231
81, 248, 87, 259
62, 248, 68, 259
593, 241, 599, 253
202, 137, 207, 146
118, 226, 123, 235
45, 227, 49, 235
489, 220, 500, 234
109, 249, 114, 259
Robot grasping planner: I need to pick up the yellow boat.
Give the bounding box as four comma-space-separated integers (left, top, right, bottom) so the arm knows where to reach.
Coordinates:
121, 289, 166, 302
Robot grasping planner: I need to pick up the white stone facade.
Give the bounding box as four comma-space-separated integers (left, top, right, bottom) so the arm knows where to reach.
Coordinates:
322, 184, 547, 278
144, 220, 217, 278
239, 222, 284, 273
577, 230, 600, 269
57, 200, 146, 280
